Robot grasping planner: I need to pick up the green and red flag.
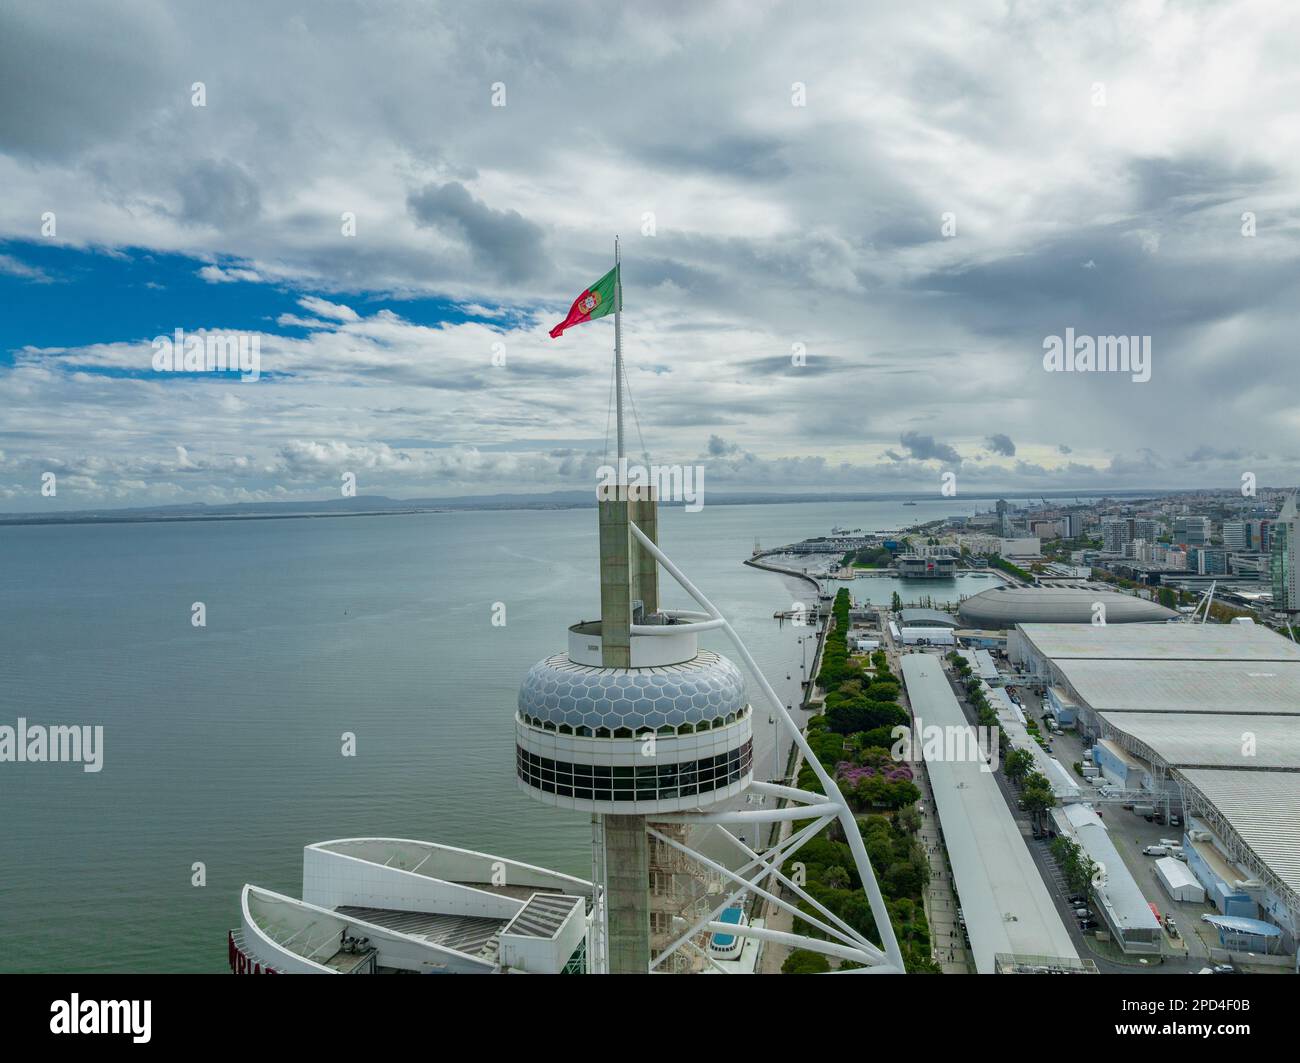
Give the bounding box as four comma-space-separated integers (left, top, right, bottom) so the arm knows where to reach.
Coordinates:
549, 265, 619, 338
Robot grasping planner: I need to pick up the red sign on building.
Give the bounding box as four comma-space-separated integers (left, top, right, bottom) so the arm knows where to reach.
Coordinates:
228, 931, 280, 974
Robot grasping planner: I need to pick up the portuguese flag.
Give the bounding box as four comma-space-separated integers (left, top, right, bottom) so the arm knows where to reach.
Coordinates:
549, 265, 619, 338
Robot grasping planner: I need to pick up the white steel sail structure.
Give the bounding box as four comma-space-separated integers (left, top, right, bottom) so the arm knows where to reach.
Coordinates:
625, 525, 905, 973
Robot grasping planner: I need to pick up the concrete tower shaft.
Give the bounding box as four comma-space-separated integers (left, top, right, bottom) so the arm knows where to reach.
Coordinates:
598, 487, 659, 668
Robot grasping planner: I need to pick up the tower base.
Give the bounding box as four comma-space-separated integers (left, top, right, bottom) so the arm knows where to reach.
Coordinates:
602, 814, 650, 973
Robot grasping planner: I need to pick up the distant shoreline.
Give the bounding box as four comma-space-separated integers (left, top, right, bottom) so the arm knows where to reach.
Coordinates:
0, 488, 1176, 529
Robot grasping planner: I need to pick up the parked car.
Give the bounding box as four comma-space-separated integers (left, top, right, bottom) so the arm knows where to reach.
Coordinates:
1078, 918, 1098, 930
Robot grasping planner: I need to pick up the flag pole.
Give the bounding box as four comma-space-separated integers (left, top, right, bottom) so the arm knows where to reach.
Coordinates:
613, 235, 624, 471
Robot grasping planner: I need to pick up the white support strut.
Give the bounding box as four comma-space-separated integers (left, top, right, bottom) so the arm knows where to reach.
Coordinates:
648, 813, 835, 972
628, 520, 906, 973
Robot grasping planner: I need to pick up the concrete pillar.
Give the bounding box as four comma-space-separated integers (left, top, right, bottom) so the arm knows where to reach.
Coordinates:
630, 487, 659, 617
599, 498, 632, 667
603, 814, 650, 973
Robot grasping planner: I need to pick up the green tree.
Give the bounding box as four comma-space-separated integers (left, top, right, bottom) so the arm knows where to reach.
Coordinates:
1004, 748, 1034, 785
1021, 772, 1057, 834
782, 949, 831, 974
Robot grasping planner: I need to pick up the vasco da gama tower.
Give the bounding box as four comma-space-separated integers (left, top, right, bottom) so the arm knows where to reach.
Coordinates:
231, 245, 903, 975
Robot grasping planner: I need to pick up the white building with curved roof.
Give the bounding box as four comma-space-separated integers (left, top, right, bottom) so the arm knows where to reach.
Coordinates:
958, 586, 1176, 629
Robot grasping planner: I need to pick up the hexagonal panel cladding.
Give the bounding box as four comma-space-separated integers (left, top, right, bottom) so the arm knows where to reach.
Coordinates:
518, 650, 747, 732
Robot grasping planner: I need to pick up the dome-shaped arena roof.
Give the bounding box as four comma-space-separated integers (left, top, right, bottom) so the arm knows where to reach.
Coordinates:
957, 586, 1178, 628
518, 650, 747, 732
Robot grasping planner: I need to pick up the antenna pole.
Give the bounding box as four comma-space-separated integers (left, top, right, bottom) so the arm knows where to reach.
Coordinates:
614, 236, 624, 471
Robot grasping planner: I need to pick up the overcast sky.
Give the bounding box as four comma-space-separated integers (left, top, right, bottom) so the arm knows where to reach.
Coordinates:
2, 0, 1298, 510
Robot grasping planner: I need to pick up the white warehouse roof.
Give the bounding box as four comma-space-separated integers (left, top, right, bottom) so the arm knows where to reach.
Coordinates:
1057, 806, 1160, 935
1015, 622, 1300, 662
1179, 769, 1300, 898
900, 655, 1078, 972
1055, 659, 1300, 715
1100, 712, 1300, 770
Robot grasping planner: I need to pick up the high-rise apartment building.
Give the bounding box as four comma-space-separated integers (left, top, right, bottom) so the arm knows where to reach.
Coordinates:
1271, 495, 1298, 612
1173, 516, 1211, 547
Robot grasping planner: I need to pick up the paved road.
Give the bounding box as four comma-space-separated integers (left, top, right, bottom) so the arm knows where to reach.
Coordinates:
941, 662, 1211, 974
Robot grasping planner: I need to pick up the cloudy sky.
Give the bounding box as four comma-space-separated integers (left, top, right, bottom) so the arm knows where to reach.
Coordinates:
2, 0, 1298, 510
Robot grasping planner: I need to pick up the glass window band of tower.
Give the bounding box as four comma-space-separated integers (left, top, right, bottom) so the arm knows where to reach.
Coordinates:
517, 704, 750, 737
516, 740, 753, 802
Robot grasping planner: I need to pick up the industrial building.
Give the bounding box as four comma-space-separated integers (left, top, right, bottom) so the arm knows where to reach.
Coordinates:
1051, 805, 1162, 954
956, 648, 999, 682
899, 607, 960, 628
1008, 620, 1300, 959
954, 629, 1007, 651
899, 656, 1080, 973
889, 621, 955, 646
981, 683, 1078, 801
1009, 619, 1300, 668
957, 585, 1177, 628
1179, 770, 1300, 947
895, 554, 957, 578
1154, 857, 1205, 905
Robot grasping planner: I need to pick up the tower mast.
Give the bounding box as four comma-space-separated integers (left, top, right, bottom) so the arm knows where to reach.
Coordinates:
613, 235, 624, 468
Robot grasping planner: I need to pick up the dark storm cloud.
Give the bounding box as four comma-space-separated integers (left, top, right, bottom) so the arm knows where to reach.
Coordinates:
408, 181, 549, 285
985, 433, 1016, 456
899, 431, 961, 464
1127, 155, 1277, 215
